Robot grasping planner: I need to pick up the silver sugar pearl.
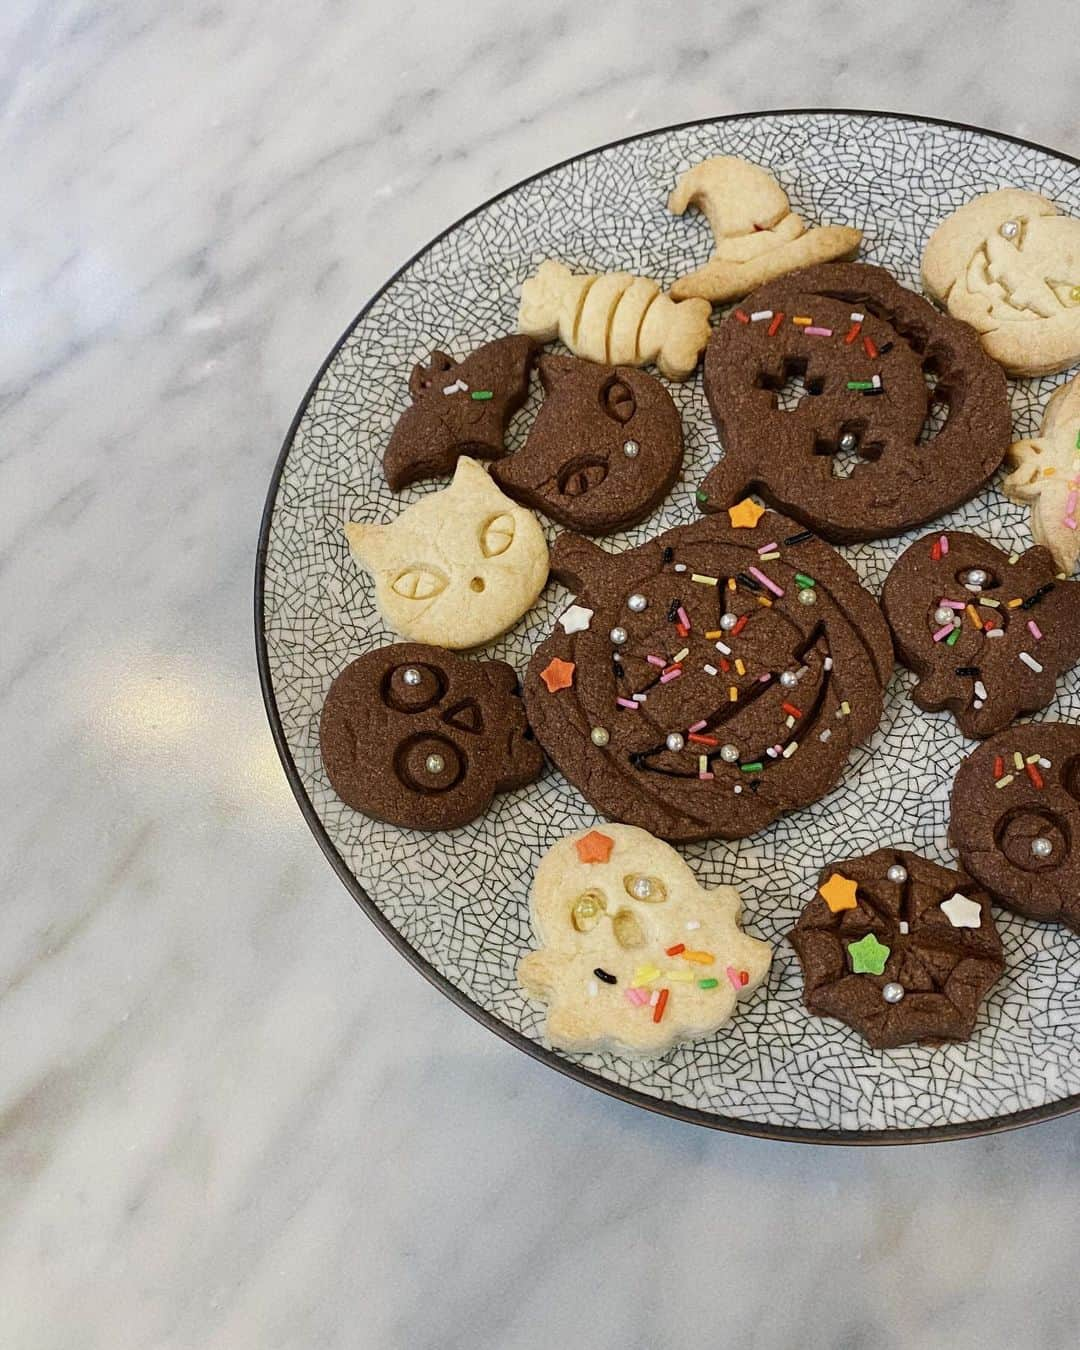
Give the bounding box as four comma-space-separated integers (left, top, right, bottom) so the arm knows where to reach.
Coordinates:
887, 864, 908, 884
627, 593, 647, 613
839, 432, 858, 452
1031, 836, 1054, 859
999, 219, 1019, 239
798, 588, 817, 605
779, 671, 799, 689
610, 626, 628, 645
665, 732, 686, 753
631, 876, 652, 900
590, 726, 610, 748
963, 568, 987, 588
719, 743, 739, 763
402, 667, 422, 686
882, 982, 906, 1004
623, 439, 640, 458
720, 612, 738, 631
934, 606, 955, 626
424, 753, 445, 775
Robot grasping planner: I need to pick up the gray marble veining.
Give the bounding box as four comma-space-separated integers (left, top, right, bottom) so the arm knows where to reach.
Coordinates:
2, 3, 1079, 1347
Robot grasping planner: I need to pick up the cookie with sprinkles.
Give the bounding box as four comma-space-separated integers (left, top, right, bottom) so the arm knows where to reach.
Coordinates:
382, 336, 535, 490
522, 507, 892, 842
790, 849, 1005, 1049
950, 723, 1080, 934
517, 824, 772, 1057
881, 531, 1080, 738
491, 355, 684, 535
697, 262, 1011, 542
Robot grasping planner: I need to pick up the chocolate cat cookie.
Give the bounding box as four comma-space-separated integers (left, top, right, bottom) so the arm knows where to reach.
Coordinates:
382, 336, 535, 490
950, 723, 1080, 934
697, 263, 1011, 542
790, 849, 1005, 1049
490, 356, 684, 534
523, 506, 893, 842
881, 531, 1080, 738
320, 643, 543, 830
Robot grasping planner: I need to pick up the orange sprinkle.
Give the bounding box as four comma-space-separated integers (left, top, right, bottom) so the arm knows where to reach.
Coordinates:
665, 943, 686, 957
731, 615, 749, 636
1027, 762, 1045, 790
719, 656, 731, 673
758, 595, 773, 607
767, 311, 785, 336
727, 577, 737, 591
781, 701, 802, 718
688, 733, 718, 746
682, 950, 715, 965
734, 309, 750, 323
653, 988, 669, 1022
993, 754, 1005, 779
966, 604, 983, 630
863, 335, 879, 359
844, 321, 862, 344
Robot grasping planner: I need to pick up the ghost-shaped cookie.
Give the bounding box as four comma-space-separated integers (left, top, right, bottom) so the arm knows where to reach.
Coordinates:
667, 156, 862, 303
490, 356, 683, 534
1003, 374, 1080, 574
382, 336, 535, 490
881, 531, 1080, 738
922, 188, 1080, 376
517, 824, 771, 1057
950, 722, 1080, 934
320, 643, 543, 830
346, 457, 549, 649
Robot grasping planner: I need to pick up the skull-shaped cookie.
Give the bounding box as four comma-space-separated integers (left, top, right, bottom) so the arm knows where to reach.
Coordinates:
346, 457, 549, 649
950, 723, 1080, 934
922, 188, 1080, 376
490, 356, 684, 534
517, 824, 772, 1057
881, 531, 1080, 738
320, 642, 544, 830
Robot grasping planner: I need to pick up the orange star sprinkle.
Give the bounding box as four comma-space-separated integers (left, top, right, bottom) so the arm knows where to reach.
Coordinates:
819, 872, 859, 913
539, 657, 575, 693
727, 498, 765, 529
575, 830, 614, 864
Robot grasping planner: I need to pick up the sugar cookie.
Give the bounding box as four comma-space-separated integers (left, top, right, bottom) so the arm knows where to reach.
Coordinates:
1003, 374, 1080, 573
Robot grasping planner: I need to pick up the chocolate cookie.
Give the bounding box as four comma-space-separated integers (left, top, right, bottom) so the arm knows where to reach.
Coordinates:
320, 643, 543, 830
697, 263, 1011, 542
950, 723, 1080, 934
522, 506, 893, 842
490, 355, 684, 534
790, 849, 1005, 1049
382, 336, 535, 490
881, 531, 1080, 738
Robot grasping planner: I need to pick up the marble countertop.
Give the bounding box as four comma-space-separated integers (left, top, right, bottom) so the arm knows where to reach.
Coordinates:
4, 3, 1079, 1347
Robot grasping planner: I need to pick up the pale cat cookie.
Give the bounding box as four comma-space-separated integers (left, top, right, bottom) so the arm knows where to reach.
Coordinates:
518, 260, 712, 382
922, 188, 1080, 376
1003, 374, 1080, 573
518, 824, 772, 1057
345, 456, 549, 649
667, 155, 862, 303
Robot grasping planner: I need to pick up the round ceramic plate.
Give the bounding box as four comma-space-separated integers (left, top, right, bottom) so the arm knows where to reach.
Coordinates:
257, 110, 1080, 1143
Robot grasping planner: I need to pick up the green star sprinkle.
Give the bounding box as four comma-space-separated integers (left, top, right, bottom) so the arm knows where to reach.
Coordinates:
695, 488, 709, 503
847, 932, 891, 975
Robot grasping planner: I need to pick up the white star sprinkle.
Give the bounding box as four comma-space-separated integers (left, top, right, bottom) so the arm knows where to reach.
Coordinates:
940, 893, 982, 929
558, 604, 594, 634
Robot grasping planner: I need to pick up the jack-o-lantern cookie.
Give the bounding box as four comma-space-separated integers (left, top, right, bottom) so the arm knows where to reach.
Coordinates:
346, 457, 549, 649
320, 643, 543, 830
523, 507, 892, 842
697, 263, 1011, 542
790, 849, 1005, 1049
881, 531, 1080, 738
950, 723, 1080, 934
518, 824, 771, 1057
490, 356, 683, 534
922, 188, 1080, 377
382, 336, 535, 490
1003, 374, 1080, 574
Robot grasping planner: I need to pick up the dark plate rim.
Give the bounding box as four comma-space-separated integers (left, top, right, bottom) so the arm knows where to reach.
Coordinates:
255, 107, 1080, 1145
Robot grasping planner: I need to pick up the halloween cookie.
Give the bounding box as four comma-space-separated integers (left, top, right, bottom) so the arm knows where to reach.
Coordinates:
667, 155, 862, 303
517, 260, 712, 381
922, 188, 1080, 377
950, 723, 1080, 934
345, 457, 549, 649
1003, 374, 1080, 574
790, 849, 1005, 1049
382, 336, 535, 490
697, 262, 1011, 543
523, 507, 893, 843
320, 643, 543, 831
517, 824, 771, 1057
881, 531, 1080, 738
490, 356, 683, 534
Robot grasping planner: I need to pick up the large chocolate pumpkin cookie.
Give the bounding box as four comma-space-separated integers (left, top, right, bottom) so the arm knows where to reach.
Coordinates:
522, 506, 892, 842
697, 263, 1011, 542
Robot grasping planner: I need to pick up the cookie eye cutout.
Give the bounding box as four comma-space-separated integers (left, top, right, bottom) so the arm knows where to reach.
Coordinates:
600, 376, 637, 424
623, 874, 668, 903
994, 806, 1068, 872
557, 457, 609, 497
391, 565, 448, 601
383, 662, 447, 713
611, 907, 646, 948
480, 513, 515, 557
571, 889, 608, 932
393, 733, 464, 795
